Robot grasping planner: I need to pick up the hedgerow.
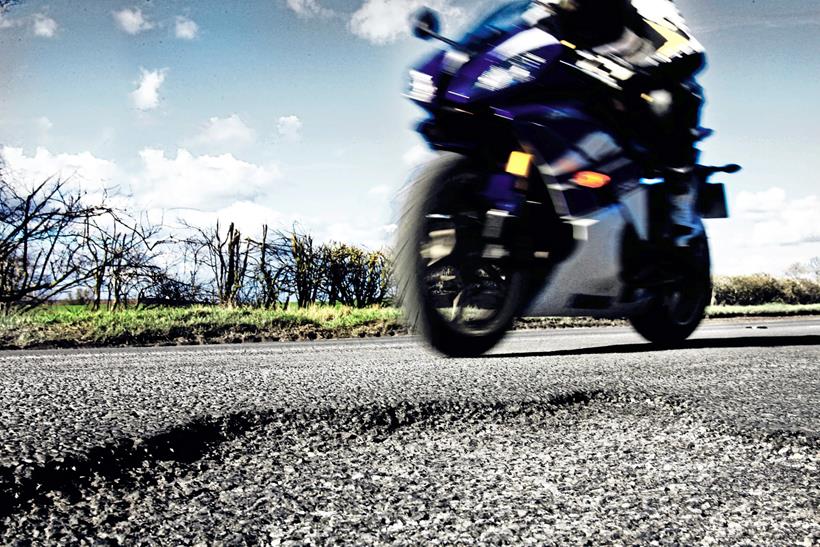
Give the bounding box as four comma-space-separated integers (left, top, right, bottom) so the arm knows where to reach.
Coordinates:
712, 274, 820, 306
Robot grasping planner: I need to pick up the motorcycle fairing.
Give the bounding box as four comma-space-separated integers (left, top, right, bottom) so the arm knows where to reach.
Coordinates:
445, 30, 563, 105
415, 94, 655, 317
522, 185, 654, 318
485, 100, 655, 317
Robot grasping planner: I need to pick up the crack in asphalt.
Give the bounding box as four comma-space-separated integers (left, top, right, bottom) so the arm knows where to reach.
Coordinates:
0, 389, 604, 520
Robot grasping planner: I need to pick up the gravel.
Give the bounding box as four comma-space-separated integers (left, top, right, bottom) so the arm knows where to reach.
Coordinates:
1, 319, 818, 545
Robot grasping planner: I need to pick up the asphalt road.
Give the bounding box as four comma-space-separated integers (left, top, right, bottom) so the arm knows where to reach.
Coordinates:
1, 318, 818, 545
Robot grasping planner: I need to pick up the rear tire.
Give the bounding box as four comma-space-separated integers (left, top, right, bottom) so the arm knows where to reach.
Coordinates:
629, 235, 712, 347
395, 153, 525, 357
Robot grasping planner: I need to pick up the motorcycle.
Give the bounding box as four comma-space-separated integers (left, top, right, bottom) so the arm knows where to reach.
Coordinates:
395, 2, 741, 357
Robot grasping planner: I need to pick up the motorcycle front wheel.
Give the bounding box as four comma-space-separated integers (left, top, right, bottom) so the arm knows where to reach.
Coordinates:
395, 153, 526, 357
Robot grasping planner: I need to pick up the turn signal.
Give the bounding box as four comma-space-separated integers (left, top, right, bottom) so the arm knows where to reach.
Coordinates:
505, 151, 533, 178
572, 171, 611, 189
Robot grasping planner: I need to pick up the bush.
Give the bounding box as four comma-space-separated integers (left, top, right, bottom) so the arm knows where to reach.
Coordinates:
713, 275, 820, 306
781, 278, 820, 305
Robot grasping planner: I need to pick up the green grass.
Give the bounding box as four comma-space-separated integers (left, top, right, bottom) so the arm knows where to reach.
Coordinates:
0, 303, 817, 350
0, 304, 404, 350
706, 303, 820, 318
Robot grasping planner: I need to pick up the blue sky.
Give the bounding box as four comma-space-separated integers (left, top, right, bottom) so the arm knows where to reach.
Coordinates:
1, 0, 819, 275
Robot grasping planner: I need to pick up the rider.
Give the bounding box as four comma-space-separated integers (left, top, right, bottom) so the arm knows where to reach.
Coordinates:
552, 0, 707, 256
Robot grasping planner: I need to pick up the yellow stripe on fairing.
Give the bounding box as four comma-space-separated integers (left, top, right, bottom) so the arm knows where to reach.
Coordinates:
647, 20, 689, 58
506, 151, 533, 178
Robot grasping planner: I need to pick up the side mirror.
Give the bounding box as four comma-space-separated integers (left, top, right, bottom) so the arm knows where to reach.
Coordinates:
411, 8, 441, 40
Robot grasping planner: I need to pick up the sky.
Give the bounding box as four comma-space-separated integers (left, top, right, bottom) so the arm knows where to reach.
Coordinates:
0, 0, 819, 275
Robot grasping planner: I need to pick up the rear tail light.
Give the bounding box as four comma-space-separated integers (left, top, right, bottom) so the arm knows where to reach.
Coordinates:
572, 171, 611, 189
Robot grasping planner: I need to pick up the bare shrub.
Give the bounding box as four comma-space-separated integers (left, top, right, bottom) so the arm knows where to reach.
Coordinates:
0, 1, 20, 14
136, 265, 208, 307
82, 212, 168, 310
0, 166, 110, 313
286, 229, 324, 308
250, 225, 290, 309
182, 220, 252, 306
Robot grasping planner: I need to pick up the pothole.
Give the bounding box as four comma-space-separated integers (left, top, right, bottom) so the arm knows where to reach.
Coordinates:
5, 391, 815, 545
0, 390, 605, 520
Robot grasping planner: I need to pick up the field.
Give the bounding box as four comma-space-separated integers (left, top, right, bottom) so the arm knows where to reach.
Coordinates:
1, 303, 819, 350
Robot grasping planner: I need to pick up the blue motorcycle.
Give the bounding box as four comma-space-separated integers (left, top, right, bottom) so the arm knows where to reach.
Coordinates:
395, 2, 740, 357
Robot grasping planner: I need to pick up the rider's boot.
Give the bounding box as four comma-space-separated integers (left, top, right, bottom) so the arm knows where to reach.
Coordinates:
665, 166, 704, 249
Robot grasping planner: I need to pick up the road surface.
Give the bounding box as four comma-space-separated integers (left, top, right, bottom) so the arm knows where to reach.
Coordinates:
1, 318, 818, 544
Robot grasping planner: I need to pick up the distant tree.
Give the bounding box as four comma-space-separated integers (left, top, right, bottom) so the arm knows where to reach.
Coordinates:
784, 261, 809, 280
785, 257, 820, 282
810, 257, 820, 282
0, 156, 394, 312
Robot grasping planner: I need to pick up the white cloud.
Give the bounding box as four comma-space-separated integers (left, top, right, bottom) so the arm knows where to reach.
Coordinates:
113, 8, 155, 35
402, 143, 437, 167
320, 220, 395, 249
135, 148, 281, 210
0, 11, 62, 36
1, 146, 392, 250
349, 0, 465, 45
34, 116, 53, 132
368, 184, 391, 196
286, 0, 334, 18
277, 115, 303, 142
0, 12, 22, 29
735, 187, 787, 216
32, 14, 58, 37
0, 146, 118, 194
190, 114, 255, 148
735, 188, 820, 246
175, 201, 288, 239
691, 11, 820, 34
2, 145, 283, 213
131, 67, 168, 111
174, 16, 199, 39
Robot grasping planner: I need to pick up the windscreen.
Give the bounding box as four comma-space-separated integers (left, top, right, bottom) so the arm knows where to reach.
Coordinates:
459, 0, 533, 50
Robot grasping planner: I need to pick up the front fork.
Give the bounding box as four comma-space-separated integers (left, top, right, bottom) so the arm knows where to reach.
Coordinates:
480, 169, 553, 266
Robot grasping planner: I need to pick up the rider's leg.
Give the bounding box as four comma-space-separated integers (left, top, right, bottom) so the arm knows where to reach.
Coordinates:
659, 81, 705, 248
623, 82, 704, 285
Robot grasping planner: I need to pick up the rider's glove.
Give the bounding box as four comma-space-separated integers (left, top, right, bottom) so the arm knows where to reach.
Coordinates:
621, 68, 660, 96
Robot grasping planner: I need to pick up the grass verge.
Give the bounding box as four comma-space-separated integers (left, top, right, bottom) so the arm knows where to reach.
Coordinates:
705, 303, 820, 318
0, 303, 817, 350
0, 305, 405, 350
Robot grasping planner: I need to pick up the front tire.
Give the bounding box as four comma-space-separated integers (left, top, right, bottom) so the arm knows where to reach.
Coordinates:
629, 235, 712, 347
395, 153, 525, 357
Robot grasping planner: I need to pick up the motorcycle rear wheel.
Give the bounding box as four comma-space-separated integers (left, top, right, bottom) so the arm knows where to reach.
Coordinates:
395, 153, 526, 357
629, 235, 712, 347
